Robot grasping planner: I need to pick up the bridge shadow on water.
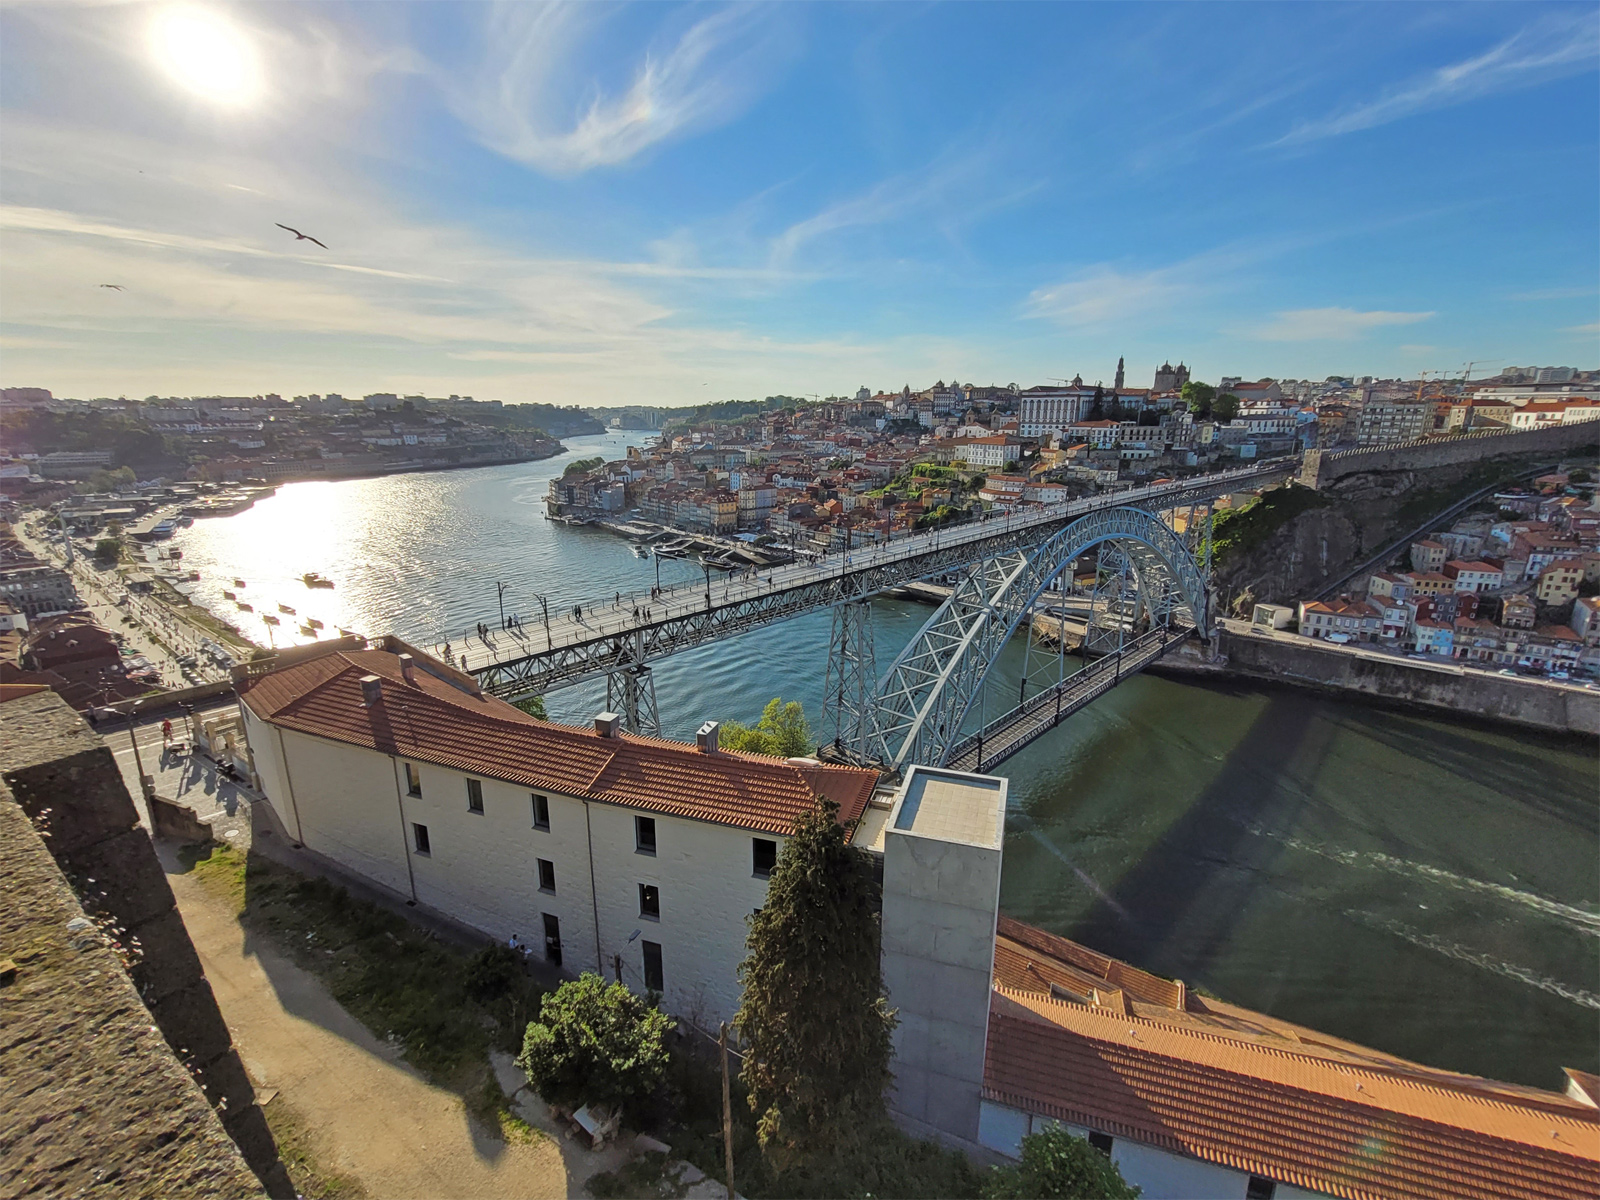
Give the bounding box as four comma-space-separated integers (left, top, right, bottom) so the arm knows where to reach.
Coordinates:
1065, 683, 1335, 986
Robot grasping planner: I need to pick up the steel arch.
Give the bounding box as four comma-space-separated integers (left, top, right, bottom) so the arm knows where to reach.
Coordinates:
862, 507, 1206, 770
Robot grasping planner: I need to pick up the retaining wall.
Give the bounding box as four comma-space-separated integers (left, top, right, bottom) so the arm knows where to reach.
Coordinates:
1157, 631, 1600, 736
1301, 423, 1599, 488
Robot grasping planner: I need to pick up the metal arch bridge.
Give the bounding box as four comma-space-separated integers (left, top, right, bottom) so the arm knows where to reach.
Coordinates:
443, 458, 1297, 769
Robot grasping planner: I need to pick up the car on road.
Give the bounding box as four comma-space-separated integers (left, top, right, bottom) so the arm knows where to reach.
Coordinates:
1498, 668, 1516, 676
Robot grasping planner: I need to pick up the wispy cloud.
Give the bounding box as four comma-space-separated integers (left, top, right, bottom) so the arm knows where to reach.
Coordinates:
1509, 285, 1598, 302
442, 3, 787, 174
1563, 322, 1600, 336
1251, 308, 1435, 341
1273, 14, 1599, 145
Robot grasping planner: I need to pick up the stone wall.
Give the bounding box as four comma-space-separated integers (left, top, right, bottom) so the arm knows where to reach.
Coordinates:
0, 692, 291, 1197
1301, 423, 1599, 489
1157, 632, 1600, 735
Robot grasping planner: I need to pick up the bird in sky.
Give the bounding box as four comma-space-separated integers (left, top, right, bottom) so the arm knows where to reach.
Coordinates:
275, 223, 327, 249
98, 284, 124, 290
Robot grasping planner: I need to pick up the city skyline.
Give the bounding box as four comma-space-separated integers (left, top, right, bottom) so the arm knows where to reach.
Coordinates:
2, 1, 1597, 403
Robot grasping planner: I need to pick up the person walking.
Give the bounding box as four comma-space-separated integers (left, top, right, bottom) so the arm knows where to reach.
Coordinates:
161, 718, 173, 746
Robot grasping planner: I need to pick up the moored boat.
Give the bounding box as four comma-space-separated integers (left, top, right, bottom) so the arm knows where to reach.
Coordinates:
279, 603, 296, 615
237, 601, 253, 611
222, 590, 236, 600
307, 618, 324, 630
302, 572, 335, 588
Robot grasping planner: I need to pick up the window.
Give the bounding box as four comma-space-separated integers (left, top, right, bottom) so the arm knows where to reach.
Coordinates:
751, 838, 777, 879
642, 939, 663, 991
466, 778, 484, 813
639, 884, 660, 920
404, 762, 422, 796
531, 793, 550, 831
1245, 1177, 1276, 1200
635, 815, 656, 856
537, 858, 556, 893
1087, 1132, 1113, 1157
412, 822, 430, 855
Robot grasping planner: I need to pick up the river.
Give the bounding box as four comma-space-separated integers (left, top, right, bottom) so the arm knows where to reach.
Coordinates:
172, 432, 1599, 1090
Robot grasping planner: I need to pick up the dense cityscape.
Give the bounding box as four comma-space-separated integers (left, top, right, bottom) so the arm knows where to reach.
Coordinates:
2, 3, 1597, 1200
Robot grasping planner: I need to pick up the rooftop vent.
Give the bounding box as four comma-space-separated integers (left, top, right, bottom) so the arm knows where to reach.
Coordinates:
359, 674, 382, 707
696, 720, 720, 755
595, 712, 621, 738
397, 653, 416, 683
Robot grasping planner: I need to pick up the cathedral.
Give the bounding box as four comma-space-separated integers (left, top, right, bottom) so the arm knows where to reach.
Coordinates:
1153, 360, 1191, 391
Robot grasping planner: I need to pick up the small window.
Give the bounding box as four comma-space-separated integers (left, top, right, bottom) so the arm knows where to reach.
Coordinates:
639, 883, 660, 920
1087, 1131, 1113, 1157
412, 822, 430, 855
537, 858, 556, 893
635, 815, 656, 856
404, 762, 422, 796
642, 940, 663, 991
751, 838, 777, 878
1245, 1177, 1276, 1200
466, 778, 484, 813
532, 793, 550, 831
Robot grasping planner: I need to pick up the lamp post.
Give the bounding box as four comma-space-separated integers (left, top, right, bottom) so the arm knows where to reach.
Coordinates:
495, 581, 509, 631
533, 592, 551, 647
701, 558, 712, 611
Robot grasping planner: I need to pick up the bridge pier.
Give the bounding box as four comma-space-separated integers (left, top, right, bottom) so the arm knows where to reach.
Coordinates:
824, 600, 877, 766
606, 665, 660, 737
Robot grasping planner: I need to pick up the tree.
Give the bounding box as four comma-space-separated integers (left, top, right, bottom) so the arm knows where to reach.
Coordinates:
1212, 392, 1240, 423
517, 973, 674, 1117
1181, 380, 1216, 417
735, 798, 894, 1163
985, 1125, 1140, 1199
513, 695, 548, 719
721, 697, 812, 757
94, 538, 122, 563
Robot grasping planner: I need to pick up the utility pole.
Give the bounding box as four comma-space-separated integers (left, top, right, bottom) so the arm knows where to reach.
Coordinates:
720, 1023, 736, 1200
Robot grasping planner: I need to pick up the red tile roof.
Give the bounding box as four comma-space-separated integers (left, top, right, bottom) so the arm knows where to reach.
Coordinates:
240, 648, 877, 837
985, 922, 1600, 1200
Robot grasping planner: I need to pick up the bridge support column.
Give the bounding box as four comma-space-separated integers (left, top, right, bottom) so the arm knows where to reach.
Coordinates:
606, 665, 660, 737
824, 600, 877, 766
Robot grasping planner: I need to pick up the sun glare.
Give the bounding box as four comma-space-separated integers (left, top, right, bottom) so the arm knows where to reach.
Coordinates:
148, 6, 263, 107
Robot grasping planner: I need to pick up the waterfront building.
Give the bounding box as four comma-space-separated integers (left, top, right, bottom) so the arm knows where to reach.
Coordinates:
1296, 599, 1380, 643
1442, 560, 1503, 593
236, 643, 880, 1029
1411, 619, 1455, 656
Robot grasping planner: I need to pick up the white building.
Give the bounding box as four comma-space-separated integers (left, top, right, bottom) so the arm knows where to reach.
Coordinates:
953, 435, 1027, 469
237, 643, 878, 1029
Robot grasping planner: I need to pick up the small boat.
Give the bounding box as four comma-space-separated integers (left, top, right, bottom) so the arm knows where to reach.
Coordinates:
302, 572, 335, 589
222, 590, 236, 600
337, 627, 357, 638
307, 618, 324, 630
279, 603, 296, 615
234, 578, 247, 587
237, 601, 254, 612
262, 614, 280, 626
632, 545, 649, 558
299, 623, 317, 637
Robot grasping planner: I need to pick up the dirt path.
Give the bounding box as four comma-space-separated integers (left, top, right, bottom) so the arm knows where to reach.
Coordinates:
170, 869, 593, 1199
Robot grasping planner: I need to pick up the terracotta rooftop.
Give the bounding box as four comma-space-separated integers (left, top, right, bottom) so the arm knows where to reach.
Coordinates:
986, 919, 1600, 1200
239, 647, 877, 837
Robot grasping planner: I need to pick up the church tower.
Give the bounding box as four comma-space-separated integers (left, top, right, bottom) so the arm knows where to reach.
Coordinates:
1114, 356, 1125, 391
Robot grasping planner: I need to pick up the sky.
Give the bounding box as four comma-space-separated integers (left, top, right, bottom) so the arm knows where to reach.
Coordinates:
1, 1, 1596, 406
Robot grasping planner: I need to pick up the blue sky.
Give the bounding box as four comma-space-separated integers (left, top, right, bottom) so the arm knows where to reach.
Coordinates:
1, 1, 1595, 404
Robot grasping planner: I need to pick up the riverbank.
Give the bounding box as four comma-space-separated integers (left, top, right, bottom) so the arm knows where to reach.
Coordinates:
234, 446, 566, 486
1152, 627, 1600, 736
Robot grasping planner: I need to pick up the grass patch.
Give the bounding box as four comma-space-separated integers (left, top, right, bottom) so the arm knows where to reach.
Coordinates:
183, 843, 545, 1088
1207, 484, 1329, 568
264, 1097, 368, 1200
467, 1073, 543, 1145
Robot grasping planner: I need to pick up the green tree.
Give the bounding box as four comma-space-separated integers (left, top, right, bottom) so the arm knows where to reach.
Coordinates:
516, 973, 674, 1117
735, 798, 894, 1163
1212, 392, 1240, 423
513, 695, 548, 719
1181, 380, 1216, 417
984, 1125, 1140, 1199
94, 538, 122, 563
720, 697, 812, 757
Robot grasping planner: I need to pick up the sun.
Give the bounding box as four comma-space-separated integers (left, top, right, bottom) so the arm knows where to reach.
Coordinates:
148, 6, 263, 108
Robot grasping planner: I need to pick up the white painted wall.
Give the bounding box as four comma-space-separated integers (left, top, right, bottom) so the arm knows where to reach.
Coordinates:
242, 718, 780, 1031
978, 1101, 1337, 1200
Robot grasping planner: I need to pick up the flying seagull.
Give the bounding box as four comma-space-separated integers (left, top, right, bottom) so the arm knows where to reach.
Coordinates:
98, 284, 124, 290
275, 223, 327, 250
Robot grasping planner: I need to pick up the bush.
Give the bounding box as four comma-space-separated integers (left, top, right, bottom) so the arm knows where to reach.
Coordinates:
985, 1125, 1140, 1199
464, 943, 523, 1003
517, 973, 674, 1117
95, 537, 122, 562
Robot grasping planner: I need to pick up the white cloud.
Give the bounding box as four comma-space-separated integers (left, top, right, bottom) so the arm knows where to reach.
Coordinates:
1251, 308, 1435, 341
1563, 322, 1600, 336
1274, 14, 1599, 145
441, 3, 786, 174
1023, 265, 1191, 329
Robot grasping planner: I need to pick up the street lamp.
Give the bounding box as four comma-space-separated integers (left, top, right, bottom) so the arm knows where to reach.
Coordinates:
532, 591, 551, 646
701, 558, 712, 610
495, 581, 509, 631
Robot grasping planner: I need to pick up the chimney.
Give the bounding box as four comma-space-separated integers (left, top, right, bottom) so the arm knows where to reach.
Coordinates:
594, 712, 621, 738
360, 674, 382, 707
696, 720, 720, 755
397, 653, 416, 683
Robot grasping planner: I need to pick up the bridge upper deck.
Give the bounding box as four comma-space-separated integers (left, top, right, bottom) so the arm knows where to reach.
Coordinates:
437, 458, 1295, 698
